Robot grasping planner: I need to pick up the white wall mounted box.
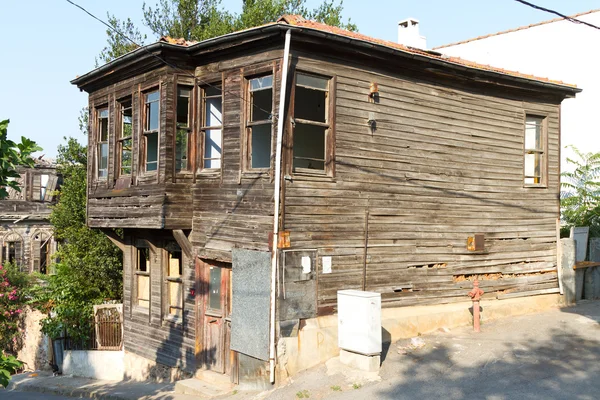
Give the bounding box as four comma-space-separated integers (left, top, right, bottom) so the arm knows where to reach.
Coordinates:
337, 290, 382, 355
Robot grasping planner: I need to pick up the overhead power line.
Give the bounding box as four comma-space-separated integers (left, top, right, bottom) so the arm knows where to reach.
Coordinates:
65, 0, 276, 119
514, 0, 600, 30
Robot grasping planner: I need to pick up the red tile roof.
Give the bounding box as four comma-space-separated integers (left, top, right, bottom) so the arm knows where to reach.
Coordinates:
276, 15, 576, 88
434, 9, 600, 49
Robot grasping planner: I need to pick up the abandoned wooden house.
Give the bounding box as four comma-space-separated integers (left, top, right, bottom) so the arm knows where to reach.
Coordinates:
72, 15, 579, 386
0, 159, 59, 273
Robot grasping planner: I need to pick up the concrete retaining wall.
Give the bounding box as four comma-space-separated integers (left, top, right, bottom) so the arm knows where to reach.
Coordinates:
277, 293, 563, 379
62, 350, 124, 381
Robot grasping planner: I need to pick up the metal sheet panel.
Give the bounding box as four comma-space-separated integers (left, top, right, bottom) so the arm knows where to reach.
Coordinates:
231, 249, 271, 361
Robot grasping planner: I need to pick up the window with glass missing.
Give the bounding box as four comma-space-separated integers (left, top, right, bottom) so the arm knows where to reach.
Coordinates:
165, 244, 183, 320
135, 244, 151, 310
97, 107, 109, 179
292, 73, 331, 173
144, 90, 160, 172
118, 98, 133, 176
524, 115, 546, 186
1, 233, 23, 268
176, 86, 192, 172
247, 75, 273, 169
201, 85, 223, 170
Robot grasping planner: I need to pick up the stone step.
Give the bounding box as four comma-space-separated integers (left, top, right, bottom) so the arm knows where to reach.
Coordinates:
194, 369, 234, 387
174, 377, 232, 397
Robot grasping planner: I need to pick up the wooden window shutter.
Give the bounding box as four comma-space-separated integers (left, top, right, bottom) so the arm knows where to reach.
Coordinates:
44, 175, 58, 202
15, 240, 23, 270
32, 239, 41, 272
32, 174, 41, 201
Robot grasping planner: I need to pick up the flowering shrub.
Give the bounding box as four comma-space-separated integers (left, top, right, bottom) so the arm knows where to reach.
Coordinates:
0, 264, 29, 354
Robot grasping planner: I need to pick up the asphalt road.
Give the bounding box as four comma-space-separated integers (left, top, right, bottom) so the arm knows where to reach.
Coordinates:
2, 391, 73, 399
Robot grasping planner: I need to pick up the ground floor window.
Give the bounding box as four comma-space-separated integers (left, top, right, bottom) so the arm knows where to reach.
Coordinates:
165, 243, 183, 320
2, 233, 23, 268
135, 241, 151, 310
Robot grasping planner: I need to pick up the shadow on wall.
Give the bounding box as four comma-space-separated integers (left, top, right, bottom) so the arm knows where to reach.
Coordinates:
373, 302, 600, 399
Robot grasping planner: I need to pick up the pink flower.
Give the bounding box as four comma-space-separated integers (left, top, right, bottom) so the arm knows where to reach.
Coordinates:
0, 293, 3, 297
16, 309, 22, 314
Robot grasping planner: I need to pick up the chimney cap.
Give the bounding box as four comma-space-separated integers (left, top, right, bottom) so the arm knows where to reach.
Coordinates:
398, 18, 420, 27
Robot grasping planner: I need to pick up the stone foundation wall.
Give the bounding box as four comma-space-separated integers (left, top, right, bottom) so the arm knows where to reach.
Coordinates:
17, 307, 50, 372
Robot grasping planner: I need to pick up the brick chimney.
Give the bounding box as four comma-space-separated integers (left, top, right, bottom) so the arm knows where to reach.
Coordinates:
398, 18, 427, 49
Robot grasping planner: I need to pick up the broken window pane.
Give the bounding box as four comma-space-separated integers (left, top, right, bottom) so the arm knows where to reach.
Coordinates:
40, 174, 49, 200
137, 247, 149, 272
293, 123, 326, 170
249, 76, 273, 91
177, 87, 190, 127
145, 91, 159, 131
525, 117, 542, 150
204, 129, 222, 169
121, 100, 133, 138
251, 124, 271, 169
294, 86, 327, 122
98, 143, 108, 178
121, 138, 132, 175
99, 114, 109, 142
146, 131, 158, 171
249, 75, 273, 122
175, 129, 188, 172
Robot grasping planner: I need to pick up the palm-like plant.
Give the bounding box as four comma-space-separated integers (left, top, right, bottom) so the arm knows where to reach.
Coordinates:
561, 146, 600, 236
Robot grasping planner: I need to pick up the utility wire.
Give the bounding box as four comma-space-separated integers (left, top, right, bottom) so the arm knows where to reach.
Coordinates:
514, 0, 600, 30
65, 0, 277, 119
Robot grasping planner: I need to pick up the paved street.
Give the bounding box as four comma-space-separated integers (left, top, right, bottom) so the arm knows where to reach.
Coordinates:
265, 300, 600, 400
2, 391, 73, 399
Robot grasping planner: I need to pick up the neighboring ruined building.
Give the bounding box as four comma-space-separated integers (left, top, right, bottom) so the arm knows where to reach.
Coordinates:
435, 9, 600, 171
0, 159, 59, 273
71, 15, 579, 386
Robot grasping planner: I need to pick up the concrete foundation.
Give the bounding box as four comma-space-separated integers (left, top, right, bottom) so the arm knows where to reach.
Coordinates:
63, 350, 124, 381
278, 293, 563, 378
339, 349, 380, 372
560, 238, 577, 305
123, 350, 191, 382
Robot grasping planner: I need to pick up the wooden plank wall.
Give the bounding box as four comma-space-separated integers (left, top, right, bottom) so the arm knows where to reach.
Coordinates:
283, 53, 561, 315
86, 67, 193, 230
191, 50, 284, 261
122, 231, 196, 372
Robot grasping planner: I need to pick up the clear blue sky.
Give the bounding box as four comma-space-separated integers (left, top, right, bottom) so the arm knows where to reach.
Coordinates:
1, 0, 598, 157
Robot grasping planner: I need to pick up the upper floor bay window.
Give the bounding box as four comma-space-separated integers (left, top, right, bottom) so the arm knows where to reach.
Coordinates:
247, 75, 273, 169
524, 115, 546, 186
144, 90, 160, 172
292, 73, 332, 174
176, 86, 192, 172
202, 85, 223, 170
118, 98, 133, 176
97, 108, 109, 179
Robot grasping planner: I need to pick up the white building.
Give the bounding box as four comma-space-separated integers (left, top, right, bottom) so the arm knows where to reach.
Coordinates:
436, 9, 600, 171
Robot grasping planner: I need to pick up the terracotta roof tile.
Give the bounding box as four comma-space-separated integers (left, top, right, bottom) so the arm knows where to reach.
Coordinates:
434, 9, 600, 49
276, 15, 577, 88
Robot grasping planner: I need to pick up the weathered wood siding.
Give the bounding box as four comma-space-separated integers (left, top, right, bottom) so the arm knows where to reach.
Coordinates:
191, 50, 284, 261
122, 231, 196, 371
283, 53, 561, 314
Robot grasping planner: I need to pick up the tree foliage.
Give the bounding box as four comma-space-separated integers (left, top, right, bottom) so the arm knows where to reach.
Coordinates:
98, 0, 356, 63
560, 146, 600, 236
0, 119, 42, 199
96, 13, 147, 67
36, 138, 122, 340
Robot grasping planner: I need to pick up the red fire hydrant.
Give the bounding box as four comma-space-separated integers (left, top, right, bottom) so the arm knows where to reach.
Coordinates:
467, 279, 484, 332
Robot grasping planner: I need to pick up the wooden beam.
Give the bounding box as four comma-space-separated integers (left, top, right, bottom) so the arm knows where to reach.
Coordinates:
100, 229, 126, 252
173, 229, 194, 259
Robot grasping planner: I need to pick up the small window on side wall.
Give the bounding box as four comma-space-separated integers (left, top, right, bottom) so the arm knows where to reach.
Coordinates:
524, 115, 546, 186
201, 85, 223, 170
135, 245, 151, 310
247, 75, 273, 169
97, 108, 109, 179
144, 90, 160, 172
165, 244, 183, 320
176, 86, 192, 173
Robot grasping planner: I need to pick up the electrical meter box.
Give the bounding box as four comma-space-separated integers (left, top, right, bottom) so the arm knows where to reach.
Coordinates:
337, 290, 382, 355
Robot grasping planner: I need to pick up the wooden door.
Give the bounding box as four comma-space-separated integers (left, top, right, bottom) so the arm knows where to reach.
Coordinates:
201, 260, 232, 374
